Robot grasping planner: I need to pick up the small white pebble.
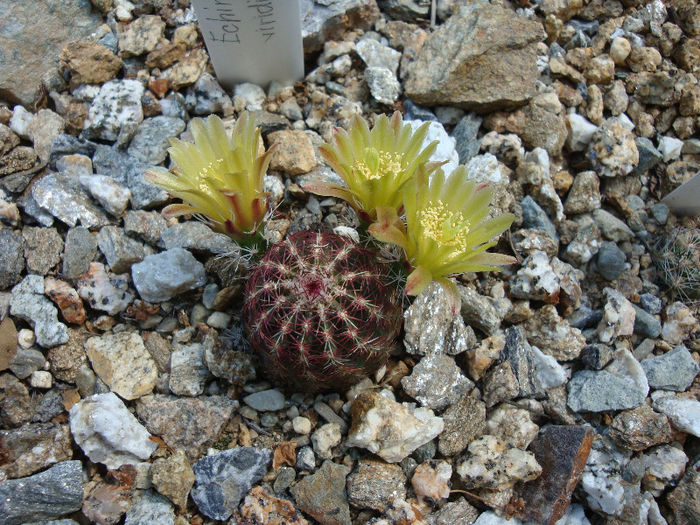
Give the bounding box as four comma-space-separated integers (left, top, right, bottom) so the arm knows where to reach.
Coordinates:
206, 311, 231, 329
17, 329, 35, 349
30, 370, 52, 389
293, 416, 312, 435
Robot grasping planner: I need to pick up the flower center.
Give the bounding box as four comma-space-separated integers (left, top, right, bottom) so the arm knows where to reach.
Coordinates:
420, 200, 470, 251
351, 148, 403, 181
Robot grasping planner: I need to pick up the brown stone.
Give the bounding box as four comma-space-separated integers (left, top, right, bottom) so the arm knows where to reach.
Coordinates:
346, 459, 406, 512
60, 41, 123, 88
438, 393, 486, 457
0, 422, 73, 479
22, 226, 64, 275
404, 4, 545, 112
82, 470, 134, 525
509, 425, 594, 525
44, 277, 86, 325
0, 124, 20, 157
237, 486, 309, 525
149, 78, 170, 99
267, 130, 317, 175
150, 450, 194, 509
667, 456, 700, 525
0, 317, 17, 372
47, 328, 89, 383
0, 147, 39, 176
145, 41, 186, 69
609, 405, 673, 451
290, 460, 351, 525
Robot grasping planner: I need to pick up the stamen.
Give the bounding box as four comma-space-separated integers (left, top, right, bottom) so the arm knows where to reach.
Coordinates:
351, 149, 403, 181
420, 200, 470, 251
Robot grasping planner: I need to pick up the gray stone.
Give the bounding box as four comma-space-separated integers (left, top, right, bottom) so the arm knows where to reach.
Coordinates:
650, 203, 669, 225
596, 241, 626, 281
458, 286, 501, 336
0, 228, 25, 290
9, 347, 45, 380
642, 346, 699, 391
243, 389, 286, 411
404, 4, 545, 111
401, 354, 474, 411
0, 460, 83, 525
633, 305, 662, 339
123, 210, 168, 246
31, 389, 65, 423
79, 175, 131, 217
438, 394, 486, 457
127, 116, 186, 165
10, 275, 68, 348
639, 294, 662, 315
169, 342, 211, 397
136, 394, 238, 462
31, 172, 109, 229
452, 113, 482, 164
356, 38, 401, 74
301, 0, 378, 54
92, 145, 169, 209
378, 0, 429, 20
97, 225, 146, 274
0, 0, 101, 107
83, 79, 144, 142
631, 137, 662, 176
567, 370, 646, 412
521, 195, 558, 241
131, 248, 207, 303
593, 209, 634, 242
160, 221, 235, 255
191, 447, 271, 521
187, 73, 233, 116
581, 344, 613, 370
62, 227, 97, 279
365, 67, 401, 105
500, 326, 543, 399
291, 460, 352, 525
124, 490, 175, 525
22, 227, 63, 276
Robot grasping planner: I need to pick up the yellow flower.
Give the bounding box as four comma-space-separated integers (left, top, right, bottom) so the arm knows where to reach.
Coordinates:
304, 111, 441, 225
369, 166, 516, 310
145, 112, 273, 244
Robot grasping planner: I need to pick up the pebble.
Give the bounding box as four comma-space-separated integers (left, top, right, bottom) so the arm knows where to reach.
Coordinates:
567, 364, 646, 414
135, 394, 238, 461
641, 444, 688, 496
267, 129, 317, 175
311, 423, 342, 460
346, 391, 444, 463
233, 83, 266, 111
293, 416, 312, 435
609, 404, 673, 452
347, 459, 406, 512
31, 172, 109, 229
642, 345, 699, 391
365, 67, 402, 104
243, 389, 285, 411
459, 285, 501, 336
593, 209, 634, 242
452, 113, 483, 163
0, 460, 83, 525
124, 490, 175, 525
131, 248, 207, 303
658, 135, 684, 162
150, 450, 194, 509
169, 341, 210, 397
190, 447, 271, 521
187, 73, 232, 116
238, 485, 308, 524
666, 456, 700, 524
61, 226, 97, 279
83, 79, 144, 142
595, 241, 626, 281
485, 404, 539, 450
586, 117, 639, 178
456, 435, 542, 490
356, 38, 401, 74
652, 395, 700, 437
0, 229, 25, 291
10, 275, 68, 348
127, 116, 186, 165
29, 370, 52, 389
160, 221, 235, 255
661, 302, 697, 347
406, 119, 459, 174
118, 15, 165, 56
0, 422, 72, 479
597, 287, 636, 343
401, 354, 474, 411
85, 331, 157, 400
79, 175, 131, 217
9, 346, 45, 379
510, 251, 560, 303
290, 460, 351, 525
76, 262, 134, 315
580, 440, 627, 516
525, 304, 586, 361
97, 225, 146, 273
69, 393, 157, 469
22, 226, 63, 276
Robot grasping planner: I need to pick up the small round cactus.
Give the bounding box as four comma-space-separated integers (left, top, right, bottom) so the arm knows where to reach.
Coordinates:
652, 226, 700, 302
242, 231, 403, 393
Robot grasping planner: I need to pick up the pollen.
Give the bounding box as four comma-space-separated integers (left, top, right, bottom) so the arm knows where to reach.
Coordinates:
351, 148, 403, 181
420, 200, 471, 252
198, 158, 226, 187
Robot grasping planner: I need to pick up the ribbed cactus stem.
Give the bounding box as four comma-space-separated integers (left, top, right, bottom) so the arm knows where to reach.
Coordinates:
242, 231, 403, 393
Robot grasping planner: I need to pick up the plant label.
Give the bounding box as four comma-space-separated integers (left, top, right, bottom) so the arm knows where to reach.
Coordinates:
661, 171, 700, 216
192, 0, 304, 88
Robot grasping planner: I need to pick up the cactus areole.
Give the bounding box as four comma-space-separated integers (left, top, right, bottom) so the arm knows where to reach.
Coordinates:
242, 231, 403, 393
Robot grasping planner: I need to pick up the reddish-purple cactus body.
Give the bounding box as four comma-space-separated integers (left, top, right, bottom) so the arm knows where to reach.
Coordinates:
242, 231, 403, 393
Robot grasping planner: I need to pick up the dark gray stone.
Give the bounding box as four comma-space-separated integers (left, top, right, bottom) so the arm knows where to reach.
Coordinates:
500, 326, 543, 398
641, 346, 700, 391
452, 113, 482, 164
97, 225, 146, 274
403, 99, 437, 121
567, 370, 646, 412
650, 203, 669, 225
0, 228, 25, 291
127, 116, 186, 165
596, 241, 626, 281
521, 195, 558, 241
190, 447, 271, 521
124, 490, 175, 525
160, 222, 235, 255
639, 293, 662, 315
581, 344, 613, 370
0, 460, 83, 525
630, 137, 662, 176
632, 305, 662, 339
301, 0, 378, 54
186, 73, 232, 116
62, 227, 97, 279
49, 134, 96, 169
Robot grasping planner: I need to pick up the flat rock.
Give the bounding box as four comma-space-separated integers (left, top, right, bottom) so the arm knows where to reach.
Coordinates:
150, 449, 194, 510
267, 130, 317, 175
237, 485, 309, 525
291, 460, 352, 525
60, 41, 123, 87
0, 422, 73, 479
85, 331, 157, 400
69, 392, 157, 469
31, 172, 109, 229
0, 460, 83, 525
301, 0, 378, 54
652, 395, 700, 438
135, 394, 238, 461
510, 426, 594, 525
80, 175, 131, 218
438, 393, 486, 457
168, 341, 210, 397
346, 459, 406, 512
0, 0, 102, 107
131, 248, 207, 303
10, 274, 68, 348
459, 285, 501, 336
404, 4, 545, 112
567, 369, 646, 412
609, 404, 673, 451
190, 447, 271, 521
525, 305, 586, 361
243, 389, 286, 412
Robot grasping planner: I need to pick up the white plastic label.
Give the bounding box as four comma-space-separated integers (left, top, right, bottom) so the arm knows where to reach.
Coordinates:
192, 0, 304, 88
661, 171, 700, 216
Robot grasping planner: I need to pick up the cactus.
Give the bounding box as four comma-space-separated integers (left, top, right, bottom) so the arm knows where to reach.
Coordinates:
652, 226, 700, 303
242, 231, 403, 393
